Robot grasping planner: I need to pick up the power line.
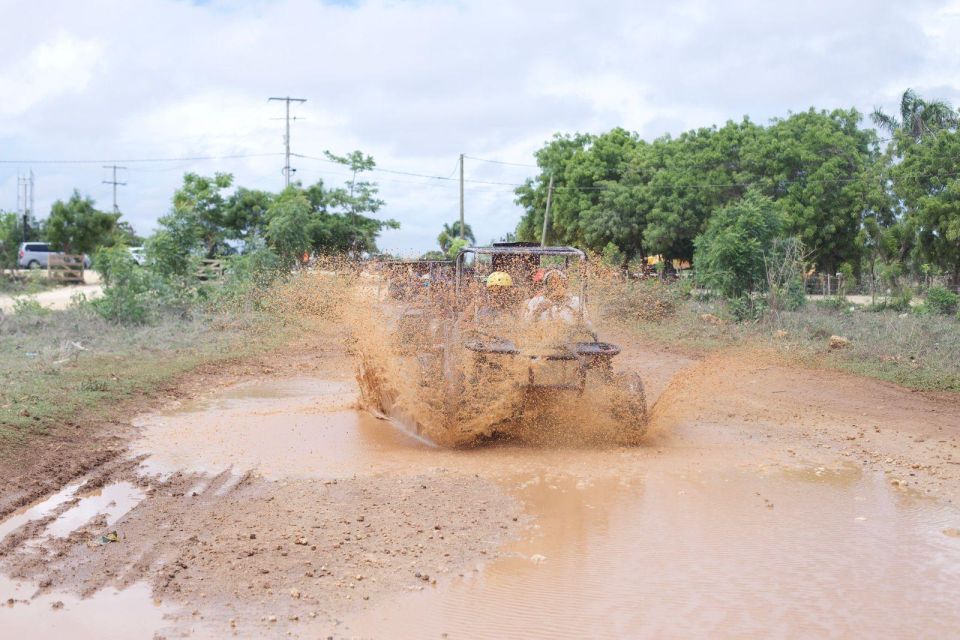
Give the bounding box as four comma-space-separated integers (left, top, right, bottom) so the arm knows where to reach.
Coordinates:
290, 153, 521, 186
463, 154, 538, 168
0, 152, 284, 165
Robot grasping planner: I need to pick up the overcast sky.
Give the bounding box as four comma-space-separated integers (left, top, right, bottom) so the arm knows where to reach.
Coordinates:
2, 0, 960, 254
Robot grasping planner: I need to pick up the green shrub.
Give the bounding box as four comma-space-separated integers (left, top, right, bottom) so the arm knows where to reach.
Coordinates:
90, 246, 163, 324
727, 295, 766, 321
888, 289, 913, 312
815, 296, 850, 311
693, 190, 783, 300
926, 285, 959, 316
12, 298, 49, 317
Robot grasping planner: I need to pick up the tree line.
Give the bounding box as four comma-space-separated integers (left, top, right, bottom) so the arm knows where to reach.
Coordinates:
0, 150, 397, 274
514, 89, 960, 284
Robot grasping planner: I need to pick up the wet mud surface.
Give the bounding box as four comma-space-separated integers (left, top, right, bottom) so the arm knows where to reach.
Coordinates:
1, 336, 960, 638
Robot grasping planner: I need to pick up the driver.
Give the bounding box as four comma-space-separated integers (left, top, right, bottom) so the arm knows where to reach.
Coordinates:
523, 269, 583, 325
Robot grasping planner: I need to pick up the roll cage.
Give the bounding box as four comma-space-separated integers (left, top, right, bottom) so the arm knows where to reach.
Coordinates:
453, 245, 588, 315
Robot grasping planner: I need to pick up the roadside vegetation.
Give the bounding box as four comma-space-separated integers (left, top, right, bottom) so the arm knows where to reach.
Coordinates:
0, 149, 397, 451
596, 275, 960, 392
515, 89, 960, 296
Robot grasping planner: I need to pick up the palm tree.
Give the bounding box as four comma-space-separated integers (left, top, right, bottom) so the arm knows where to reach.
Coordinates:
872, 89, 959, 141
437, 221, 476, 252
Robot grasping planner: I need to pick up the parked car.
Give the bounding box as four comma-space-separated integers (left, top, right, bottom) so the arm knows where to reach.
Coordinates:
18, 242, 91, 269
128, 246, 147, 266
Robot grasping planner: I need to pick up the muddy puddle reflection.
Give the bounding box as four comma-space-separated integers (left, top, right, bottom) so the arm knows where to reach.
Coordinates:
0, 575, 172, 639
131, 375, 960, 638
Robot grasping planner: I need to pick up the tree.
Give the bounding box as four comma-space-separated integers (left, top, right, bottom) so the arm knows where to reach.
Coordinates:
515, 132, 595, 245
437, 221, 475, 252
872, 89, 958, 144
224, 188, 274, 242
149, 173, 234, 276
264, 188, 313, 265
693, 190, 784, 300
892, 128, 960, 280
46, 191, 120, 254
111, 221, 145, 247
515, 128, 648, 266
742, 108, 884, 275
445, 237, 469, 260
643, 119, 759, 262
301, 151, 398, 255
0, 211, 22, 272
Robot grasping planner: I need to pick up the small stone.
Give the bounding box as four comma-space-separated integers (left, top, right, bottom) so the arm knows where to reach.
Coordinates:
267, 615, 277, 623
249, 533, 256, 540
290, 588, 301, 599
943, 528, 960, 538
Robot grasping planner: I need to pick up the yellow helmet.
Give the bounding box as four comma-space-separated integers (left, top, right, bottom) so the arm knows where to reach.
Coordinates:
486, 271, 513, 288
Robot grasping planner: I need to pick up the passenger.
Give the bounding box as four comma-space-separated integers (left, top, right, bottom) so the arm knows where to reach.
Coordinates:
524, 269, 584, 325
473, 271, 519, 328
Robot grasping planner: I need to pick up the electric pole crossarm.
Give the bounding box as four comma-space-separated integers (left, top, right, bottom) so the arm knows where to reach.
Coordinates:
102, 165, 127, 213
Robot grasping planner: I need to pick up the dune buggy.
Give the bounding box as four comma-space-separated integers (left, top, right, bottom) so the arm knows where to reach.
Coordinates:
357, 243, 647, 445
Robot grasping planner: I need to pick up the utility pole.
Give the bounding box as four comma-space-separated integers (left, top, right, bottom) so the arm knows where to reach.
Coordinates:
268, 96, 307, 187
459, 154, 465, 239
540, 173, 554, 247
16, 171, 33, 242
102, 165, 127, 213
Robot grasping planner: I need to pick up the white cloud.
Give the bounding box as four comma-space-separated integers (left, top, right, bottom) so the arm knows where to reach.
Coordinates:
0, 32, 105, 119
1, 0, 959, 252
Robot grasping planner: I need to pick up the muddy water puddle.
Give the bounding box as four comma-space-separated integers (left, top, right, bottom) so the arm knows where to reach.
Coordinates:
0, 481, 144, 545
0, 575, 173, 639
127, 375, 960, 637
349, 469, 960, 638
133, 376, 432, 478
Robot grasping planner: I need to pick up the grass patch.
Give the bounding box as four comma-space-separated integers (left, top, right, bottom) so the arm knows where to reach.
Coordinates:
614, 294, 960, 392
0, 271, 60, 296
0, 304, 291, 448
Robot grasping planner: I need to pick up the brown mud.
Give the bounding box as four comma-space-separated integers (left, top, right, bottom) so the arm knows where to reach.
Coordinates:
1, 274, 959, 637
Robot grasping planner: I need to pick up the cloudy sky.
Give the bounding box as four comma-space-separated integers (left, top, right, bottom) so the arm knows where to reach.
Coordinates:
2, 0, 960, 254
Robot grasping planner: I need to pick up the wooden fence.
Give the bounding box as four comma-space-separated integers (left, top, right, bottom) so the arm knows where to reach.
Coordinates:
48, 254, 85, 284
196, 259, 224, 282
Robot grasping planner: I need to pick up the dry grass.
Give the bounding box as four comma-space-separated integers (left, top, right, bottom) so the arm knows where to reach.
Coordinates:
611, 291, 960, 391
0, 304, 288, 446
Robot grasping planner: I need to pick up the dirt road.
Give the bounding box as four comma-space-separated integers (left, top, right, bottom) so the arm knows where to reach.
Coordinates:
0, 272, 102, 313
1, 328, 958, 638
